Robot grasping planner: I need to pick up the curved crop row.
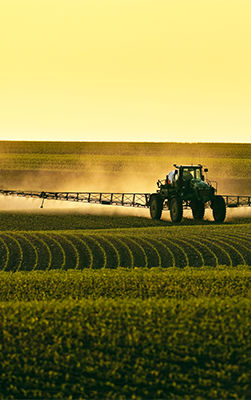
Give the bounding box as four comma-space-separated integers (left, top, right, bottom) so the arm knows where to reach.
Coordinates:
0, 230, 250, 270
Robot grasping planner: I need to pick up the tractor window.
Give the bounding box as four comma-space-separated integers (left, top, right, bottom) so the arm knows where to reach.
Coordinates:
182, 168, 202, 180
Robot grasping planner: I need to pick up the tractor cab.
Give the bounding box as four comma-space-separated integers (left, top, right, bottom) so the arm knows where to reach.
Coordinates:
171, 165, 213, 201
166, 165, 206, 187
174, 165, 204, 183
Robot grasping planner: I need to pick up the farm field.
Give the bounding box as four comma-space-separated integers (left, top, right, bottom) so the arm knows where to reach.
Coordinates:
0, 267, 250, 301
0, 141, 251, 193
1, 296, 250, 399
0, 211, 250, 271
0, 224, 251, 271
0, 211, 251, 399
0, 142, 251, 399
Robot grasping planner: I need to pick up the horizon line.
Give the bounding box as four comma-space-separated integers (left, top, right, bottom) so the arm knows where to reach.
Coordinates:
0, 139, 250, 145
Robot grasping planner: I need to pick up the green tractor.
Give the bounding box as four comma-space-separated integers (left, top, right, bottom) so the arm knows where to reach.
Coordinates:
149, 164, 226, 223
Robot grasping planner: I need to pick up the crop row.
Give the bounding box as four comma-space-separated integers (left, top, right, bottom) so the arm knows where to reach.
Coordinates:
0, 230, 250, 271
0, 267, 250, 301
0, 297, 250, 399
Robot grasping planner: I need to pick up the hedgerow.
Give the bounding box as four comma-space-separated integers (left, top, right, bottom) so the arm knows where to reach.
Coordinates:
0, 267, 250, 301
0, 297, 250, 399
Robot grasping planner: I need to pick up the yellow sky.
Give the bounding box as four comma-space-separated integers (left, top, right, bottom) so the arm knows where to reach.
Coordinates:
0, 0, 250, 142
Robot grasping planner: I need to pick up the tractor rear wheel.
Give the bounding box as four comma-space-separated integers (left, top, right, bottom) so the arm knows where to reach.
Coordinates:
170, 196, 183, 223
191, 200, 205, 220
150, 195, 163, 220
211, 195, 226, 223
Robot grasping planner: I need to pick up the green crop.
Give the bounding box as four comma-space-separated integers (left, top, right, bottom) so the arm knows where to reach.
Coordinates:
0, 297, 250, 399
0, 267, 250, 301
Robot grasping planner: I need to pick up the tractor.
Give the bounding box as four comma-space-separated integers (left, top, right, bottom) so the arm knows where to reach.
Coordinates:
149, 164, 226, 223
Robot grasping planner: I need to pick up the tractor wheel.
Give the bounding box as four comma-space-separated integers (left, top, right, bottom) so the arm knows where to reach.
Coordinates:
150, 195, 163, 220
191, 200, 205, 220
211, 195, 226, 223
170, 196, 183, 223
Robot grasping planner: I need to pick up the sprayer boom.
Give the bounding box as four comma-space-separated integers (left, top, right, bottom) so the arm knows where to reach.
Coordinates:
0, 189, 151, 209
0, 189, 250, 210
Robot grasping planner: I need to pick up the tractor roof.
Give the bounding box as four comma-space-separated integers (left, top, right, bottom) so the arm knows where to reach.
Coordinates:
173, 164, 203, 169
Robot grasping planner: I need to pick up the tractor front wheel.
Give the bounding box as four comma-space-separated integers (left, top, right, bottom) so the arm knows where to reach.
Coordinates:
191, 200, 205, 220
211, 195, 226, 223
170, 196, 183, 223
150, 195, 163, 220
